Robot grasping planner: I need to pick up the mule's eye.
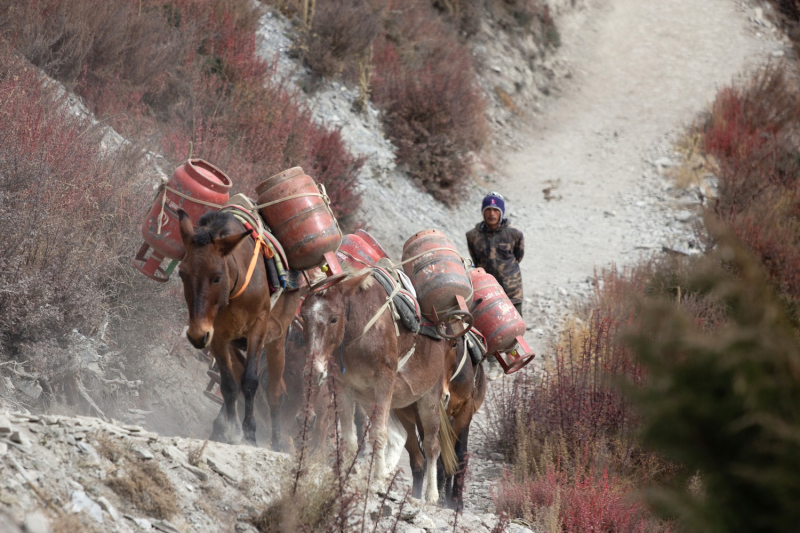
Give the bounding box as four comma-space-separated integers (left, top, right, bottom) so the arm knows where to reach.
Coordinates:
330, 317, 338, 324
212, 275, 222, 284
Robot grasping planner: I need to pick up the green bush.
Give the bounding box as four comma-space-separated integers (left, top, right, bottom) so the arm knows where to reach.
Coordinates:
626, 229, 800, 533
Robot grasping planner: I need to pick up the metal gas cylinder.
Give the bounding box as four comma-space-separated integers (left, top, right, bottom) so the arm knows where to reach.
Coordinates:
355, 229, 389, 259
133, 159, 232, 282
256, 167, 342, 271
470, 268, 534, 373
401, 229, 472, 338
469, 268, 525, 353
336, 230, 389, 270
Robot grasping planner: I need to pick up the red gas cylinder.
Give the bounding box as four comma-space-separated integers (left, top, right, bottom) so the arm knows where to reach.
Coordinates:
402, 229, 472, 338
470, 268, 534, 373
355, 229, 389, 260
256, 167, 342, 272
337, 233, 385, 270
133, 159, 232, 282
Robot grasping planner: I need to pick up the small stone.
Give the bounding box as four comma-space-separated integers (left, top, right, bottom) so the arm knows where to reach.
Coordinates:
207, 456, 241, 484
603, 210, 616, 217
674, 210, 693, 223
654, 157, 675, 168
97, 496, 120, 521
23, 511, 50, 533
151, 519, 181, 533
771, 49, 785, 58
77, 441, 98, 456
181, 463, 209, 481
0, 416, 12, 434
68, 490, 104, 524
133, 447, 154, 460
413, 513, 435, 529
489, 452, 505, 461
124, 514, 152, 529
9, 431, 28, 446
400, 504, 420, 521
0, 442, 6, 456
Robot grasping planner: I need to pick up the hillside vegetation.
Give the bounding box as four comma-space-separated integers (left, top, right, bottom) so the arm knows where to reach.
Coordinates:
269, 0, 558, 203
488, 65, 800, 532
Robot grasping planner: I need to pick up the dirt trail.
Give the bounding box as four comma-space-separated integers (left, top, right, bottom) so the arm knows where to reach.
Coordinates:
457, 0, 783, 515
498, 0, 781, 349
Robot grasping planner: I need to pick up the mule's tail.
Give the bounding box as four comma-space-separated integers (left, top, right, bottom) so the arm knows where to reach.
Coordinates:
438, 399, 458, 476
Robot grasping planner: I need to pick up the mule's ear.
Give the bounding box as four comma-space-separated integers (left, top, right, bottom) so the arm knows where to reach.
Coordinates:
178, 209, 194, 247
216, 229, 253, 256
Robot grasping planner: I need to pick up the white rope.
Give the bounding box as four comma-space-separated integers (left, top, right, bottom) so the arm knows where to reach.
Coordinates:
451, 337, 469, 382
397, 344, 416, 372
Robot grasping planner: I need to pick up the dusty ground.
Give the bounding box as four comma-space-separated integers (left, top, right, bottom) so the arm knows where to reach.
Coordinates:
1, 0, 788, 531
454, 0, 785, 518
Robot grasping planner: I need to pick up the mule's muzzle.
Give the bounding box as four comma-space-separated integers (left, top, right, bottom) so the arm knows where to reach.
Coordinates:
187, 329, 212, 349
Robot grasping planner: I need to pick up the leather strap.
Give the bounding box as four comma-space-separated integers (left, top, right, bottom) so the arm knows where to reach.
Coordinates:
230, 238, 262, 300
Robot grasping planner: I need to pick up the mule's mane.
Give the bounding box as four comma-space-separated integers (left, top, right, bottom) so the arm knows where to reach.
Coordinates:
341, 263, 375, 291
193, 211, 241, 246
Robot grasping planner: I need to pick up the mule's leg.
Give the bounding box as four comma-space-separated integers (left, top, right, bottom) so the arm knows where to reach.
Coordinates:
264, 337, 286, 451
339, 389, 359, 459
449, 419, 471, 511
240, 342, 263, 446
369, 395, 392, 490
416, 390, 442, 504
396, 408, 425, 499
211, 342, 243, 443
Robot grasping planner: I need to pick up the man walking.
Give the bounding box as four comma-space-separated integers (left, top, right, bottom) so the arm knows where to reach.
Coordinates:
466, 192, 525, 316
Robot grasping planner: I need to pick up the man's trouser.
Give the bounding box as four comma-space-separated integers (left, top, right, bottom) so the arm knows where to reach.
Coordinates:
514, 302, 523, 318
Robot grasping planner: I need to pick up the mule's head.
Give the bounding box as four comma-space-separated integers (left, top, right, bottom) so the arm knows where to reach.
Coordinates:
299, 272, 373, 384
177, 209, 252, 349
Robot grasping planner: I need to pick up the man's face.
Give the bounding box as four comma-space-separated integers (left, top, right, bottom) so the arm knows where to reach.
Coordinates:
483, 207, 502, 228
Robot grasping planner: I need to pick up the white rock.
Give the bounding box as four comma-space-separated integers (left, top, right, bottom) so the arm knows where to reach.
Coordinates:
0, 416, 12, 434
206, 456, 241, 484
771, 49, 785, 58
413, 513, 435, 529
23, 512, 50, 533
124, 514, 152, 529
133, 447, 154, 460
67, 490, 104, 523
9, 431, 28, 446
0, 442, 7, 456
97, 496, 120, 521
674, 210, 693, 222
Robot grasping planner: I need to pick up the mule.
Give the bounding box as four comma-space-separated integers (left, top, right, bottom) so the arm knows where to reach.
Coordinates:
300, 270, 452, 502
177, 209, 301, 449
396, 335, 487, 508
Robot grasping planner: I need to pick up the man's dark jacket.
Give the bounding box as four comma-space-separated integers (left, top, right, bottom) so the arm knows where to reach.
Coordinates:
466, 220, 524, 304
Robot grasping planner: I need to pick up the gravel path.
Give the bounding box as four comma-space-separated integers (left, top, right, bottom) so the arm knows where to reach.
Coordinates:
457, 0, 784, 518
499, 0, 782, 352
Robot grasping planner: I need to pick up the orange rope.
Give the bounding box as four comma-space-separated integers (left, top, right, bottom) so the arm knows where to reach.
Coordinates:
230, 237, 263, 300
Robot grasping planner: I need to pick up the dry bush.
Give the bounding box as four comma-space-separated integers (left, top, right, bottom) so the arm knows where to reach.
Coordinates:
372, 0, 487, 204
0, 0, 190, 123
488, 257, 729, 529
107, 460, 178, 519
52, 512, 100, 533
0, 46, 149, 347
298, 0, 382, 81
1, 0, 364, 222
701, 66, 800, 321
188, 439, 209, 467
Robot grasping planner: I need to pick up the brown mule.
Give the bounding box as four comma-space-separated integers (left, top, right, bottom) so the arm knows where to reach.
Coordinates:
396, 336, 487, 508
177, 209, 301, 449
300, 270, 449, 501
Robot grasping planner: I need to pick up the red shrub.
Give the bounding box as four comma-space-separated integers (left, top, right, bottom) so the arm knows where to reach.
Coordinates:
1, 0, 363, 223
371, 1, 487, 204
702, 67, 800, 314
494, 461, 656, 532
0, 47, 148, 343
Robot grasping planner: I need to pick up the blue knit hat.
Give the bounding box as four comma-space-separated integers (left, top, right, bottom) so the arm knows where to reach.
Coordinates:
482, 192, 505, 217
